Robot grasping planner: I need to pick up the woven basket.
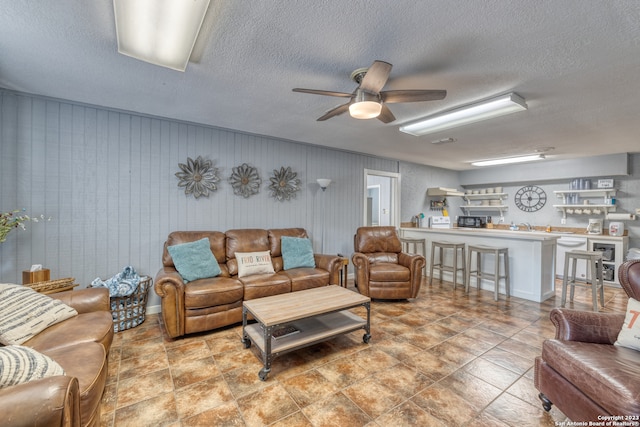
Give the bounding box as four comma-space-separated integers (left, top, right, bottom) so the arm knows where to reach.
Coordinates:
25, 278, 78, 294
91, 276, 152, 333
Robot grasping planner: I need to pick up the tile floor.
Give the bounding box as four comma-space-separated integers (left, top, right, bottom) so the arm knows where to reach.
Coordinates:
100, 278, 629, 427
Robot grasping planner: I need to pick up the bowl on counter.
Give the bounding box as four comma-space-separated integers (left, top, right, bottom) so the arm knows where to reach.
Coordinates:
494, 186, 503, 193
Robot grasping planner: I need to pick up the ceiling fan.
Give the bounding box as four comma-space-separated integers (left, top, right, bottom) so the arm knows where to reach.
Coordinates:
292, 60, 446, 123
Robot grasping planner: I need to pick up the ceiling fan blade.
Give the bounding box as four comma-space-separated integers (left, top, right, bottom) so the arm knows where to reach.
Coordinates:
359, 60, 392, 93
317, 102, 351, 121
292, 88, 353, 98
381, 90, 447, 103
377, 104, 396, 123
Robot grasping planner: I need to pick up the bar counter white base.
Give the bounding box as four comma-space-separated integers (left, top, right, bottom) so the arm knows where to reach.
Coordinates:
401, 227, 559, 302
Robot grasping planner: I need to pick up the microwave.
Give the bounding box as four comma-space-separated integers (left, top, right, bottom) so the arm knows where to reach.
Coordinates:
457, 216, 486, 228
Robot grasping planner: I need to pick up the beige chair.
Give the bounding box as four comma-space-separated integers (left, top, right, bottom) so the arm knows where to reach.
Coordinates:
352, 226, 425, 299
430, 241, 466, 289
561, 250, 604, 311
400, 237, 427, 276
466, 244, 510, 301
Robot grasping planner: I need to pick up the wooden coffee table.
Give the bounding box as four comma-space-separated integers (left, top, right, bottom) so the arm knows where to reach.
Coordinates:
241, 285, 371, 381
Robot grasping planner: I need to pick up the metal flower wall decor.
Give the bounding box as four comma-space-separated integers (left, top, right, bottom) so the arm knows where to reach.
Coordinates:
229, 163, 261, 198
175, 156, 220, 199
269, 166, 301, 201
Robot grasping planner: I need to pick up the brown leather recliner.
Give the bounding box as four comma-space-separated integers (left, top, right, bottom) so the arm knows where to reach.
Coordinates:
535, 259, 640, 420
352, 226, 425, 299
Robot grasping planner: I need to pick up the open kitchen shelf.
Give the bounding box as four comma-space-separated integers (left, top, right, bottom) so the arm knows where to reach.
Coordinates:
461, 193, 508, 216
460, 205, 509, 216
463, 192, 508, 202
553, 204, 616, 219
553, 189, 617, 202
553, 189, 618, 219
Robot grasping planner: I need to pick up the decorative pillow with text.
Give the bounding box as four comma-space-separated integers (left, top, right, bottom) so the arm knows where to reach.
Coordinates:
236, 251, 275, 278
615, 297, 640, 351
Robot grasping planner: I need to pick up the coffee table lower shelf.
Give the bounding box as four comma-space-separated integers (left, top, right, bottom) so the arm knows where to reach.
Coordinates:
242, 310, 370, 380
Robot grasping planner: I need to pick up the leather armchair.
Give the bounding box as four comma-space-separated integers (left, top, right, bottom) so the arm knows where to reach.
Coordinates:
352, 226, 425, 299
534, 259, 640, 420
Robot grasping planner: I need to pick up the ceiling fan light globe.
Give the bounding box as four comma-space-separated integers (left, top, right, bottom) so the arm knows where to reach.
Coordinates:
349, 101, 382, 119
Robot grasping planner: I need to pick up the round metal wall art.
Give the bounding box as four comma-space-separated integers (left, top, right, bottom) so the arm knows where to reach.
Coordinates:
269, 166, 301, 201
175, 156, 220, 199
229, 163, 261, 198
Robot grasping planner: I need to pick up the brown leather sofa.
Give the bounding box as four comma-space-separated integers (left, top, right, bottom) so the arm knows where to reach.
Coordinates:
155, 228, 343, 338
352, 226, 425, 299
535, 259, 640, 420
0, 288, 114, 427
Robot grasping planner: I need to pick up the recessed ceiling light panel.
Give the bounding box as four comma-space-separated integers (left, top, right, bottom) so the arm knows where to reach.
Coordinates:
114, 0, 210, 71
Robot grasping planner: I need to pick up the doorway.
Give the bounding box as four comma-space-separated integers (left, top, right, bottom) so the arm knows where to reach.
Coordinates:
363, 169, 400, 228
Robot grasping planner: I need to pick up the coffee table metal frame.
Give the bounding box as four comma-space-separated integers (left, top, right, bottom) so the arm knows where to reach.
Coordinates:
241, 285, 371, 381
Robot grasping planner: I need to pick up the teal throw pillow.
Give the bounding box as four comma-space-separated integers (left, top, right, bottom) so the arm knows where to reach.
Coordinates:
281, 236, 316, 270
167, 238, 221, 283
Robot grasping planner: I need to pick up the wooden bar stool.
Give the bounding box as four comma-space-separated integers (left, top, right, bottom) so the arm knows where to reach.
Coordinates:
400, 237, 427, 277
561, 250, 604, 311
466, 245, 510, 301
429, 241, 466, 289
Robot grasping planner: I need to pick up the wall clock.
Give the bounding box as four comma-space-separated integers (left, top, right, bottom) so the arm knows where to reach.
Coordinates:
515, 185, 547, 212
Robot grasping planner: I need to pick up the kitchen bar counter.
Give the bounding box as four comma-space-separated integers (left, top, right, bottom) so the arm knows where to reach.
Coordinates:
401, 227, 559, 302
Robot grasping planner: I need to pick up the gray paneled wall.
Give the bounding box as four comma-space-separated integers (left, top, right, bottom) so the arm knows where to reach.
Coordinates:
399, 161, 461, 221
0, 90, 397, 308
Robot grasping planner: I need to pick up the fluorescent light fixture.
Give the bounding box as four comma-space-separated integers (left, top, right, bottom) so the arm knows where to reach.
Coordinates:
399, 92, 527, 136
349, 89, 382, 119
113, 0, 210, 71
471, 154, 545, 167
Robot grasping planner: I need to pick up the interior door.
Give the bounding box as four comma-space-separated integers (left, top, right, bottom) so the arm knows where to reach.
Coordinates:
364, 169, 400, 228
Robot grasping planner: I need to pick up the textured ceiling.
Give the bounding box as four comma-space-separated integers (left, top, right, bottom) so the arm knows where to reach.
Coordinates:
1, 1, 639, 170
